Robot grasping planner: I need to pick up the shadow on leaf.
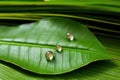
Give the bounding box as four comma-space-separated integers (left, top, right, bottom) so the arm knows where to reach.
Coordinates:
0, 60, 118, 79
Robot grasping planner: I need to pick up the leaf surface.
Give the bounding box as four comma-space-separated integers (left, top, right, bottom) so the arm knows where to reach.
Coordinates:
0, 35, 119, 80
0, 17, 112, 74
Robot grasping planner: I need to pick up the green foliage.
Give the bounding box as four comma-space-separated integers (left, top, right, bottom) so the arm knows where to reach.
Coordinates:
0, 0, 120, 79
0, 17, 112, 74
0, 36, 120, 80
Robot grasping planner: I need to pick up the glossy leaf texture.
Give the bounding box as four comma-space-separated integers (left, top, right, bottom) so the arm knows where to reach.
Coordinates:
0, 17, 112, 74
0, 35, 120, 80
0, 0, 120, 39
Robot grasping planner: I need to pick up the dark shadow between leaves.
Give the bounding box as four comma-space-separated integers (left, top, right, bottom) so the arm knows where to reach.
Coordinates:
0, 60, 118, 79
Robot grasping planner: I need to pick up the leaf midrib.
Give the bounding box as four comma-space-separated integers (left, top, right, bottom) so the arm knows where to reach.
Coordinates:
0, 40, 95, 52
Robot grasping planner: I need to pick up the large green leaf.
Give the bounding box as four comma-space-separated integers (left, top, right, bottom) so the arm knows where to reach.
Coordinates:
0, 17, 112, 74
0, 35, 120, 80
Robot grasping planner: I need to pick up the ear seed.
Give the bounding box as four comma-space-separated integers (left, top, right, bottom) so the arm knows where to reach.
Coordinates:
66, 32, 74, 41
56, 45, 62, 52
45, 51, 54, 61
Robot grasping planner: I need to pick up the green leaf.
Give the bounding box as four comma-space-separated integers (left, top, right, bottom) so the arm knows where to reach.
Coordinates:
0, 35, 120, 80
0, 17, 112, 74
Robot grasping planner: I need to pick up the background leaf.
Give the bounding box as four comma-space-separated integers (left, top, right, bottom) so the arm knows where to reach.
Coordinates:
0, 0, 119, 38
0, 0, 120, 79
